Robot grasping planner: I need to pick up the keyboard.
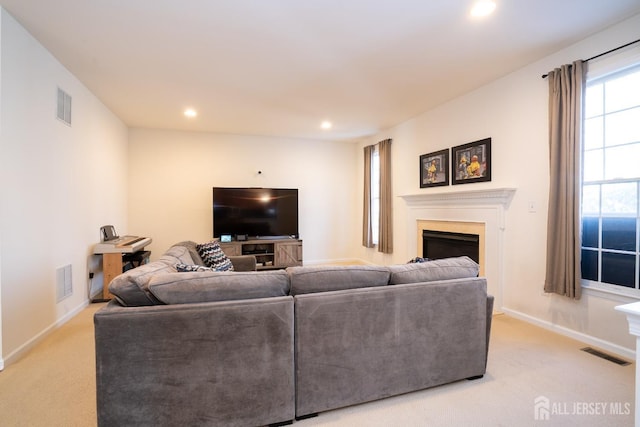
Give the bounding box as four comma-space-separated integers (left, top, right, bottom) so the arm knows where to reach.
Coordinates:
94, 236, 152, 254
117, 236, 147, 246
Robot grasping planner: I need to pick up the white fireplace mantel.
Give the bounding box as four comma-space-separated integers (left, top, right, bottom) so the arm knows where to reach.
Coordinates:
400, 187, 516, 208
400, 187, 517, 311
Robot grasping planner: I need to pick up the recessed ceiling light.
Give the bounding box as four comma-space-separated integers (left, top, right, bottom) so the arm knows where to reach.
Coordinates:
184, 108, 197, 118
321, 120, 332, 130
470, 1, 496, 17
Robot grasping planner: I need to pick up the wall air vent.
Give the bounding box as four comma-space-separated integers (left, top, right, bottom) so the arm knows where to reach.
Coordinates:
56, 87, 72, 126
56, 264, 73, 302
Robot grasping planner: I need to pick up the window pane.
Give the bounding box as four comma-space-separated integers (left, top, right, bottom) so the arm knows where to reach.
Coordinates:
602, 217, 636, 251
585, 83, 603, 118
601, 252, 635, 287
584, 117, 603, 150
604, 143, 640, 180
581, 249, 599, 281
371, 203, 379, 243
582, 185, 600, 215
605, 70, 640, 113
605, 107, 640, 147
601, 182, 637, 215
581, 216, 599, 248
371, 149, 380, 244
583, 149, 603, 182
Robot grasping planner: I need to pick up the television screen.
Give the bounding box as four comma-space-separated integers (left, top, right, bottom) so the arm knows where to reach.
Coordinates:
213, 187, 299, 239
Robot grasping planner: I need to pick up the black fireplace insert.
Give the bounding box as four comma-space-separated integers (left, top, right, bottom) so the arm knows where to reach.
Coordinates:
422, 230, 480, 263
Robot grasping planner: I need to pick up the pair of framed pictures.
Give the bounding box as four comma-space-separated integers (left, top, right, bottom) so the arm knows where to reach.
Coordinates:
420, 138, 491, 188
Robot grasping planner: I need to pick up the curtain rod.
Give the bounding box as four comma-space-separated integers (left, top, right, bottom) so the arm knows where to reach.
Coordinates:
541, 38, 640, 79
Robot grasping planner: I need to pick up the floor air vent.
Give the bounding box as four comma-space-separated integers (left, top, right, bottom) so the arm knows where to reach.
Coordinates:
581, 347, 630, 366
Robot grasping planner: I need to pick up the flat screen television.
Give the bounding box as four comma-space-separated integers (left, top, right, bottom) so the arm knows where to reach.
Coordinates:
213, 187, 299, 240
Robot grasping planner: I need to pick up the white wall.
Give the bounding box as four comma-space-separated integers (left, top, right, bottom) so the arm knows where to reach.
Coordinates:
2, 5, 638, 367
0, 9, 129, 365
127, 129, 360, 264
355, 14, 640, 357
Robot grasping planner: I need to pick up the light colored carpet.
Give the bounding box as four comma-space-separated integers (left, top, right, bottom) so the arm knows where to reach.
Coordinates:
0, 302, 103, 427
0, 305, 634, 426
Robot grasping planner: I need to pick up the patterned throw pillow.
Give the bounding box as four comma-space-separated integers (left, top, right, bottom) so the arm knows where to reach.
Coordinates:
196, 241, 234, 271
407, 257, 431, 263
175, 263, 216, 272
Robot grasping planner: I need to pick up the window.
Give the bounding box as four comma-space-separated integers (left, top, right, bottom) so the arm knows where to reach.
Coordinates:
363, 139, 392, 252
371, 145, 380, 245
581, 62, 640, 294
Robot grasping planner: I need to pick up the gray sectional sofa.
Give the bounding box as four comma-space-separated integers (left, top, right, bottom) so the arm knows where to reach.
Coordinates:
94, 241, 493, 427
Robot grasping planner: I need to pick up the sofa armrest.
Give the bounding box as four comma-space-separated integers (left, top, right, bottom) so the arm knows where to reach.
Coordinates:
486, 294, 494, 369
229, 255, 257, 271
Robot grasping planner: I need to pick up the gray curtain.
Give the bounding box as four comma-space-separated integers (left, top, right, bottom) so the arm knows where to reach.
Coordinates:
544, 60, 586, 299
362, 144, 374, 248
378, 139, 393, 254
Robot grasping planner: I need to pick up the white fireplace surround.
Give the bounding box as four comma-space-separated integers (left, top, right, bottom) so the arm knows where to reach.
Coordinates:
400, 188, 516, 311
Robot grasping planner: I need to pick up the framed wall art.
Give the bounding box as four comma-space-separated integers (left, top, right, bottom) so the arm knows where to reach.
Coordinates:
451, 138, 491, 185
420, 149, 449, 188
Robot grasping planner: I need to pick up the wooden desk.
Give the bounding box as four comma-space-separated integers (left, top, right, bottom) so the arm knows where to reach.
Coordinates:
102, 253, 124, 299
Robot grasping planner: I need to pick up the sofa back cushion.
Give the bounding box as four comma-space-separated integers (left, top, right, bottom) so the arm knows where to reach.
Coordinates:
288, 265, 390, 295
388, 256, 479, 285
158, 244, 197, 266
108, 261, 174, 306
171, 241, 205, 265
108, 244, 198, 306
148, 270, 290, 304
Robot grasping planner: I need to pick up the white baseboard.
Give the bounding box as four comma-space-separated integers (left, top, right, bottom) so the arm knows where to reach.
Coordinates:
2, 299, 89, 368
501, 307, 635, 361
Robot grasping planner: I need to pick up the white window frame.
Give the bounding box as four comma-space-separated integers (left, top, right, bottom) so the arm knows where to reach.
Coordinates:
581, 45, 640, 299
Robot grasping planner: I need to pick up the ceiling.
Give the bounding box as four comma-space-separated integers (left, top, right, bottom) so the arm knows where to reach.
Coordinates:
2, 1, 640, 141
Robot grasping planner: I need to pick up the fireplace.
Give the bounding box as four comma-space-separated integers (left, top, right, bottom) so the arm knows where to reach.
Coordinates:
423, 230, 479, 263
401, 188, 516, 310
416, 219, 485, 276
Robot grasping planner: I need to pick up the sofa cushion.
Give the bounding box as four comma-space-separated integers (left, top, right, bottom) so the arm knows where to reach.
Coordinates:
175, 263, 216, 272
148, 270, 290, 304
228, 255, 257, 272
287, 265, 390, 296
158, 244, 196, 266
388, 256, 479, 285
108, 261, 174, 306
196, 241, 234, 271
172, 241, 205, 265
